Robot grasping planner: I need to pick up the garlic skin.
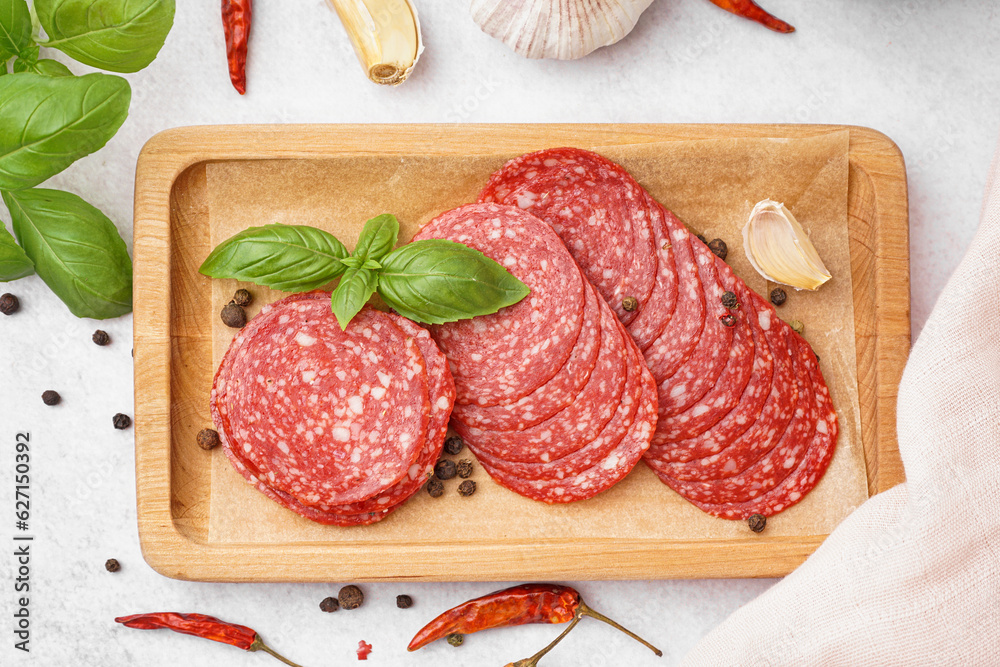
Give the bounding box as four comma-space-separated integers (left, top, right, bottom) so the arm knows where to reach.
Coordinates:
742, 200, 832, 291
329, 0, 423, 85
470, 0, 656, 60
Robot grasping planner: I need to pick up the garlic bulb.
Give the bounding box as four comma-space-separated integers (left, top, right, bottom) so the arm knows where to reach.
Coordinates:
328, 0, 423, 85
470, 0, 656, 60
742, 200, 832, 291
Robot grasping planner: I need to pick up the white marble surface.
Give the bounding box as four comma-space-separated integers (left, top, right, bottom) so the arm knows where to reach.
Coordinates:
1, 1, 998, 665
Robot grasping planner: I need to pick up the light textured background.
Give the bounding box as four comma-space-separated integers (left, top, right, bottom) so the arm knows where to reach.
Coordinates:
0, 1, 997, 665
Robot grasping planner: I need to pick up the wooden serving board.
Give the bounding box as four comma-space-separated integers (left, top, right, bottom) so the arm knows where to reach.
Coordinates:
133, 124, 909, 582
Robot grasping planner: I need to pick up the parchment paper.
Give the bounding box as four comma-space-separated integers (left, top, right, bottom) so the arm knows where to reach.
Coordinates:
204, 130, 867, 545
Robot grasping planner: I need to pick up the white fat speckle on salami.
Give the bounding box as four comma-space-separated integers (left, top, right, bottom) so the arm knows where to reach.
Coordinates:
455, 292, 633, 470
476, 344, 658, 503
211, 292, 431, 507
452, 274, 602, 432
415, 203, 585, 407
479, 148, 657, 325
687, 336, 838, 519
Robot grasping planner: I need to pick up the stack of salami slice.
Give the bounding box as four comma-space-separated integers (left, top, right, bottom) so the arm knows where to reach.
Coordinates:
480, 148, 838, 518
211, 291, 455, 526
414, 203, 659, 503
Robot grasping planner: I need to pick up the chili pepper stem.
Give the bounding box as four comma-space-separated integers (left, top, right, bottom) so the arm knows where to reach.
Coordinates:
576, 601, 663, 658
249, 636, 304, 667
510, 616, 582, 667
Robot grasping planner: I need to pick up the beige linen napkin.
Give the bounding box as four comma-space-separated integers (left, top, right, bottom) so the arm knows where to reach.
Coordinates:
683, 143, 1000, 665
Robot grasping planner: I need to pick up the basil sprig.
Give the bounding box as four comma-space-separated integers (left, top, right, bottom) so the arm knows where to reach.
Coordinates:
204, 214, 531, 329
0, 0, 175, 319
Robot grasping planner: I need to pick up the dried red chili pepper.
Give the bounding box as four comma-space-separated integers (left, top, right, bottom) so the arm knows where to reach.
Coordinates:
222, 0, 252, 94
115, 613, 302, 666
407, 584, 661, 663
706, 0, 795, 33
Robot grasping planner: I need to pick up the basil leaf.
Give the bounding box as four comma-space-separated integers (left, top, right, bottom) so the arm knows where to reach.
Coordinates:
35, 0, 175, 73
0, 223, 34, 281
3, 188, 132, 319
340, 255, 362, 270
200, 224, 349, 292
0, 0, 32, 62
0, 72, 131, 191
352, 214, 398, 264
330, 267, 378, 330
12, 57, 73, 76
378, 239, 530, 325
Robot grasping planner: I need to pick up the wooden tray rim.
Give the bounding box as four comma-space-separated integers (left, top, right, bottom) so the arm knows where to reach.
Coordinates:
133, 123, 909, 582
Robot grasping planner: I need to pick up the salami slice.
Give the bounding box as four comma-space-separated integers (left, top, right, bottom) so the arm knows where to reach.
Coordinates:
654, 278, 755, 442
625, 198, 679, 351
687, 342, 838, 519
648, 322, 797, 483
476, 357, 658, 503
463, 306, 641, 479
653, 238, 734, 419
452, 292, 627, 463
316, 316, 454, 516
652, 331, 817, 504
647, 289, 776, 470
222, 437, 396, 526
212, 293, 430, 507
479, 148, 657, 324
452, 278, 601, 432
415, 203, 586, 407
641, 216, 706, 382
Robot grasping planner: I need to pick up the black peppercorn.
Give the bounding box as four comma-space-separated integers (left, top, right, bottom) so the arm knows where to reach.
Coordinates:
92, 329, 111, 346
720, 291, 738, 310
426, 478, 444, 497
0, 293, 19, 315
456, 459, 474, 479
748, 513, 767, 533
42, 390, 61, 406
770, 288, 787, 307
221, 302, 247, 329
621, 296, 638, 312
338, 585, 364, 610
396, 595, 413, 609
708, 238, 728, 261
105, 558, 121, 573
113, 413, 132, 430
319, 597, 340, 613
447, 633, 464, 647
197, 428, 220, 450
434, 459, 457, 480
233, 289, 253, 307
719, 313, 737, 328
457, 480, 477, 497
443, 436, 464, 456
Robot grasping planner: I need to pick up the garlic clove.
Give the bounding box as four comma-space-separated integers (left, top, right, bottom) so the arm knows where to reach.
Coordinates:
328, 0, 423, 85
742, 199, 832, 291
470, 0, 655, 60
